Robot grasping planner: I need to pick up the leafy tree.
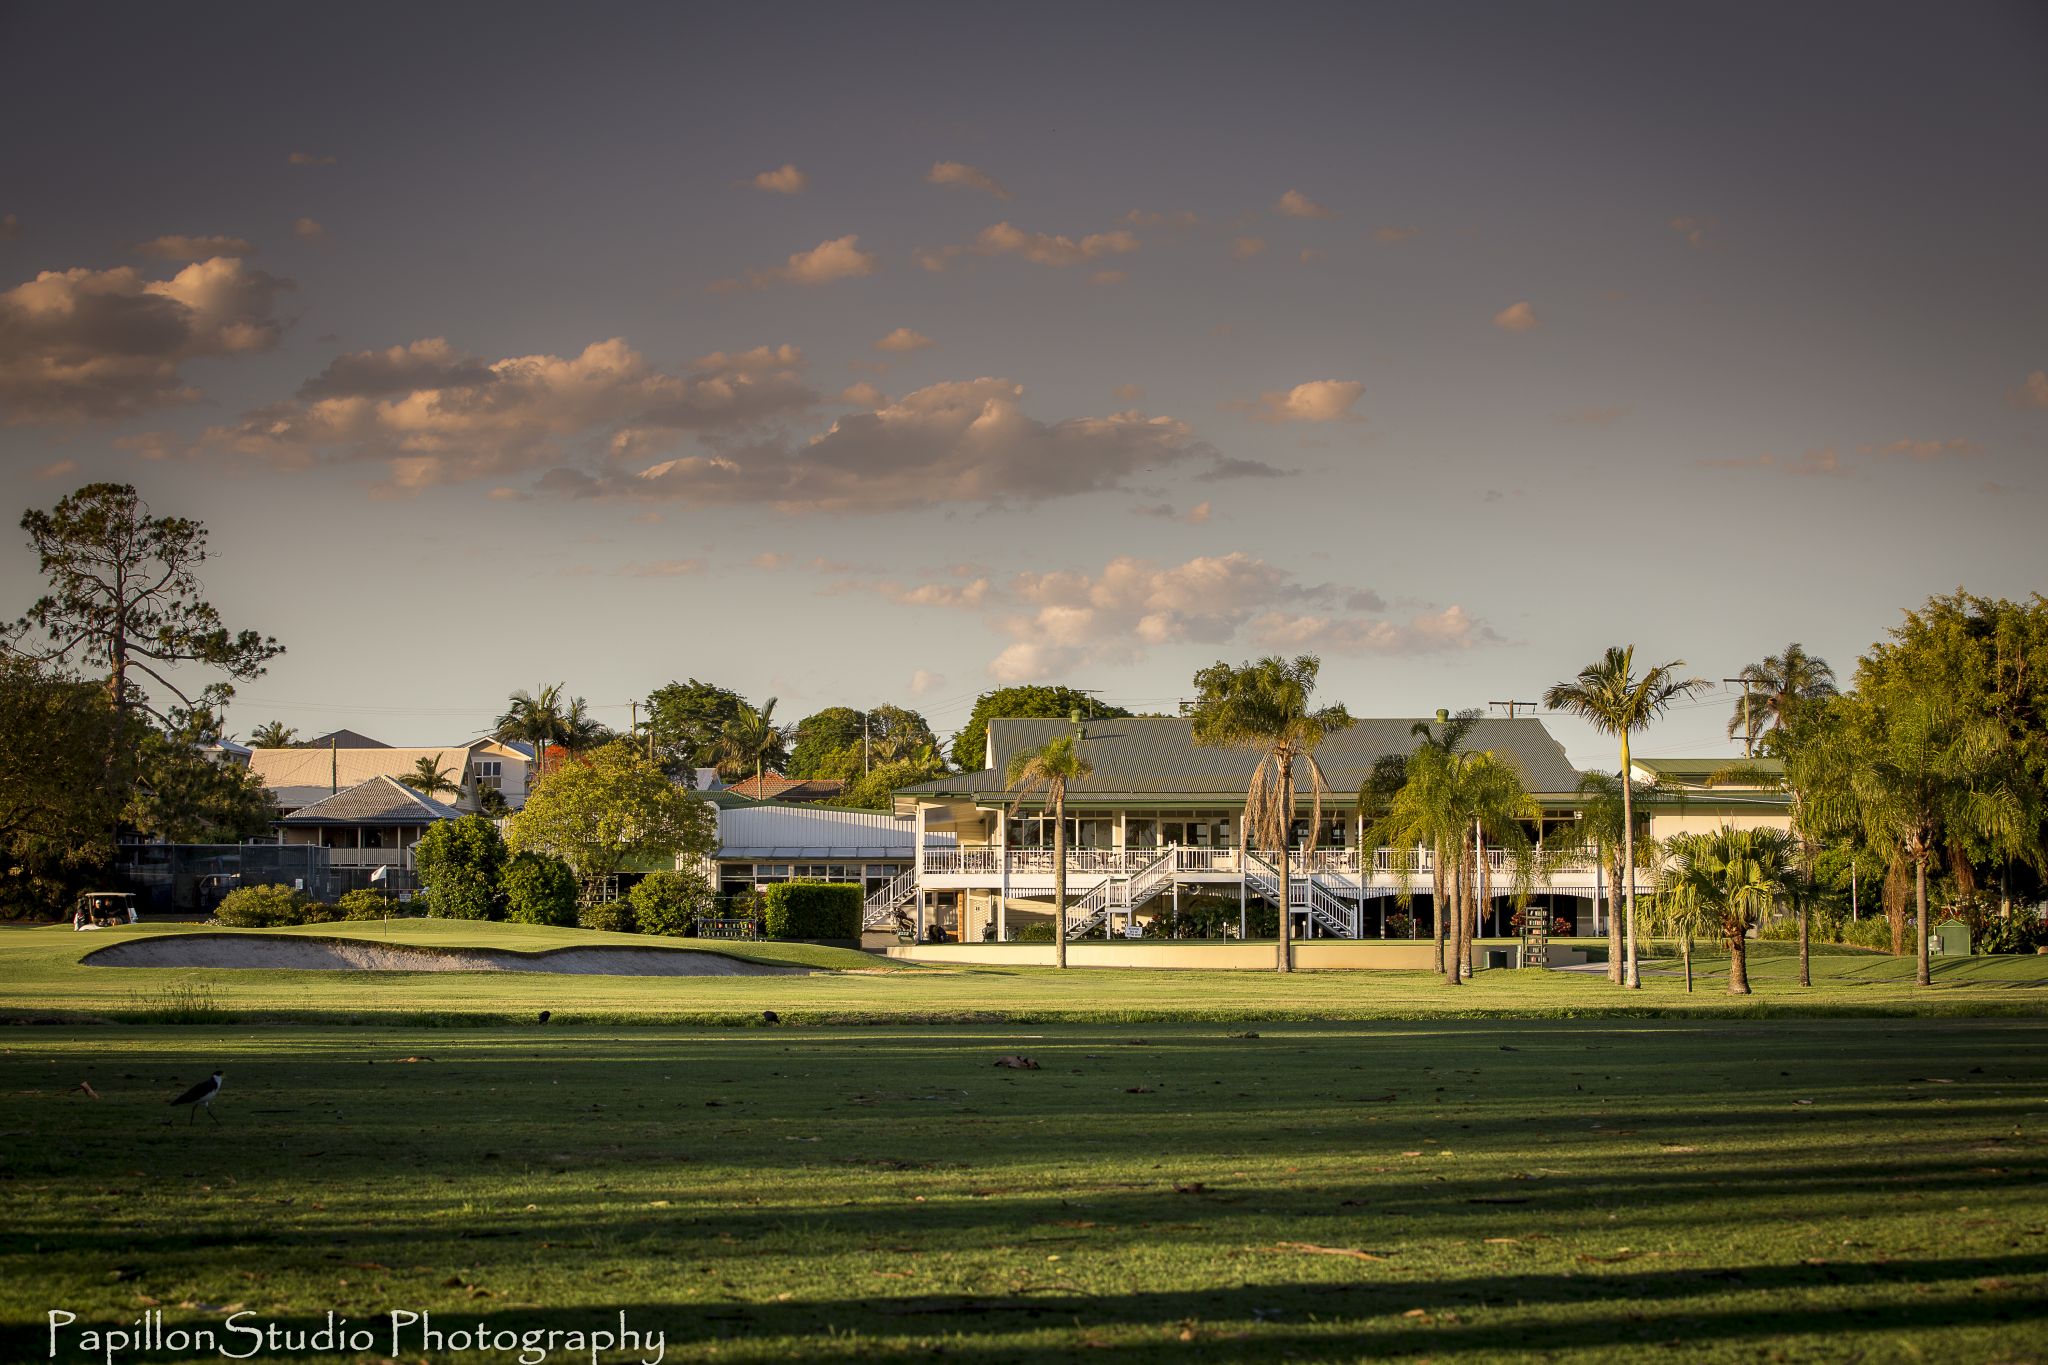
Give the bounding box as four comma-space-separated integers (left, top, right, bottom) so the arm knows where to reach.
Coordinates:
507, 739, 716, 884
404, 756, 462, 799
827, 746, 949, 812
787, 707, 867, 778
1729, 642, 1837, 751
951, 686, 1131, 771
1005, 734, 1094, 969
1658, 827, 1799, 994
502, 851, 579, 926
0, 658, 127, 917
1190, 656, 1354, 974
125, 718, 277, 843
627, 867, 714, 936
718, 696, 790, 784
10, 483, 282, 723
1543, 771, 1656, 984
335, 888, 392, 920
496, 683, 610, 773
249, 721, 298, 749
867, 705, 937, 764
411, 815, 507, 920
645, 678, 750, 776
1544, 647, 1711, 989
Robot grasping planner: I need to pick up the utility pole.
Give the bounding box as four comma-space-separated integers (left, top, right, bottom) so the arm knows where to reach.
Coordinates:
1489, 700, 1538, 718
1724, 677, 1757, 758
863, 711, 871, 777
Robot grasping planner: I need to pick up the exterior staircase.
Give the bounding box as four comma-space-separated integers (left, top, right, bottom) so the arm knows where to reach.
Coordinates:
1244, 851, 1357, 937
1064, 848, 1179, 938
862, 867, 918, 930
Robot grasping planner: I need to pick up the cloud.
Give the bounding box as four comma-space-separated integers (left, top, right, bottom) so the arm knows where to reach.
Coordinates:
1857, 436, 1980, 461
909, 668, 946, 697
1373, 226, 1419, 244
293, 217, 326, 243
1123, 209, 1199, 232
1250, 380, 1364, 424
0, 255, 293, 422
2009, 371, 2048, 410
721, 235, 879, 290
1231, 236, 1267, 260
1555, 404, 1632, 427
748, 164, 807, 194
613, 379, 1251, 513
1274, 189, 1334, 220
203, 336, 816, 491
32, 457, 77, 479
1698, 446, 1845, 478
0, 214, 20, 241
135, 234, 255, 261
616, 559, 703, 577
1198, 455, 1292, 481
1492, 301, 1539, 332
1090, 269, 1127, 286
839, 381, 887, 407
1670, 215, 1716, 249
874, 327, 934, 353
1249, 604, 1500, 655
751, 552, 788, 571
287, 151, 336, 167
1135, 500, 1212, 524
1112, 383, 1144, 403
917, 222, 1140, 271
926, 161, 1011, 199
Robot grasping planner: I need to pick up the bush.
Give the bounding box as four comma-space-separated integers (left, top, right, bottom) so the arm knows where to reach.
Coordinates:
411, 815, 506, 920
1977, 912, 2048, 956
1006, 920, 1054, 942
503, 851, 579, 926
761, 881, 861, 940
580, 897, 636, 934
629, 868, 714, 937
335, 888, 393, 921
214, 883, 314, 927
1841, 916, 1894, 951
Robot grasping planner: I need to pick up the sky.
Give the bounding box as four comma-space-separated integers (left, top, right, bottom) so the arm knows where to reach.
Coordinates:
2, 1, 2044, 767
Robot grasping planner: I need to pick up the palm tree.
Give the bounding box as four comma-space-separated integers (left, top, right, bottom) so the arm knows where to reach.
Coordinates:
1190, 656, 1355, 974
496, 684, 572, 772
404, 756, 462, 799
1545, 647, 1711, 989
249, 720, 297, 748
1658, 827, 1799, 994
1547, 771, 1655, 984
719, 697, 790, 787
560, 696, 612, 756
1355, 751, 1410, 939
1729, 643, 1838, 755
1645, 835, 1708, 993
1005, 734, 1094, 969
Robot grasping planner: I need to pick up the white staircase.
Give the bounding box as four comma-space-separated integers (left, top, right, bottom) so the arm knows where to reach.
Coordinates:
1063, 848, 1180, 938
1244, 851, 1357, 937
862, 867, 918, 930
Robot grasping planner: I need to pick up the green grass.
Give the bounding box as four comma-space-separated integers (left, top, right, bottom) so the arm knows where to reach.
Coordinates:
4, 1019, 2046, 1362
4, 920, 2048, 1025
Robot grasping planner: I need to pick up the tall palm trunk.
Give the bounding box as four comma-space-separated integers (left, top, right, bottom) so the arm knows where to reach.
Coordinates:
1604, 852, 1623, 984
1444, 841, 1465, 986
1682, 934, 1694, 993
1914, 849, 1930, 987
1052, 793, 1068, 970
1727, 916, 1751, 994
1619, 733, 1640, 989
1430, 846, 1448, 975
1796, 881, 1811, 988
1276, 766, 1294, 973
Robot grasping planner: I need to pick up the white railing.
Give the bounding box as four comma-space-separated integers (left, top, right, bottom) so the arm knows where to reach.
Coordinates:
1173, 847, 1239, 872
862, 866, 918, 930
1244, 852, 1355, 938
1123, 848, 1178, 909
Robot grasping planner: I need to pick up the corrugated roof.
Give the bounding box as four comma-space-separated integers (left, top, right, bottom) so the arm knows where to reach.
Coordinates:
279, 776, 465, 825
1633, 756, 1785, 782
248, 741, 524, 797
900, 716, 1582, 803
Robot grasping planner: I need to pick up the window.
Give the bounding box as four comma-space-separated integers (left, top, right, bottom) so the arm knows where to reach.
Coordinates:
473, 759, 502, 792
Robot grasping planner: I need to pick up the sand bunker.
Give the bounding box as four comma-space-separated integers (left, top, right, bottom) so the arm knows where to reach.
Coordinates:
85, 934, 811, 976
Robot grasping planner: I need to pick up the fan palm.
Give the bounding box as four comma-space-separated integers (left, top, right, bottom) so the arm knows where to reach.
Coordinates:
1544, 647, 1711, 989
1729, 642, 1838, 753
1658, 827, 1799, 994
1190, 656, 1355, 973
249, 720, 297, 749
1005, 734, 1094, 969
719, 697, 790, 786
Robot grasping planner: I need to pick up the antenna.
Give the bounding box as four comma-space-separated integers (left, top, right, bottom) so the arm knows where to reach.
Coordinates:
1489, 700, 1538, 718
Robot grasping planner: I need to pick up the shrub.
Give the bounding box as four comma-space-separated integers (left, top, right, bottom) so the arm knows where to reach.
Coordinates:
411, 815, 506, 920
335, 888, 393, 921
1006, 920, 1054, 942
1977, 913, 2048, 956
629, 868, 714, 937
503, 851, 579, 927
214, 883, 313, 927
761, 881, 861, 940
1841, 916, 1894, 951
580, 897, 636, 934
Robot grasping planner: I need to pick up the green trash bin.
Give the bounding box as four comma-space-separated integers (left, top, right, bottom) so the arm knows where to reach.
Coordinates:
1930, 919, 1971, 957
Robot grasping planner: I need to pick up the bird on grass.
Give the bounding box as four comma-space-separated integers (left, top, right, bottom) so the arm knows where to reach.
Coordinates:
169, 1070, 224, 1124
761, 1010, 779, 1025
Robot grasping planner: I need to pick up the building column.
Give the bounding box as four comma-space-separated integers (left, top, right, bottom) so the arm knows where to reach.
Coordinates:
995, 806, 1008, 941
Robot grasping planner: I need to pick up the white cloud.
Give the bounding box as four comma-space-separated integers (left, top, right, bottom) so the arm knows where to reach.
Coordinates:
293, 217, 326, 243
1249, 604, 1499, 655
1090, 269, 1127, 286
0, 256, 293, 422
720, 235, 879, 290
1251, 380, 1364, 423
1112, 383, 1145, 402
909, 668, 946, 697
917, 222, 1139, 271
1698, 446, 1845, 477
2009, 371, 2048, 410
749, 164, 807, 194
203, 336, 816, 491
874, 327, 934, 353
1857, 436, 1980, 460
1373, 226, 1419, 244
1492, 301, 1539, 332
1274, 189, 1334, 220
926, 161, 1011, 199
32, 457, 77, 479
135, 234, 255, 260
1231, 236, 1267, 260
839, 381, 887, 407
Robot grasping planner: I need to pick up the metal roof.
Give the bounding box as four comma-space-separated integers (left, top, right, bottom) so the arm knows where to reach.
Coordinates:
900, 715, 1583, 804
278, 775, 465, 826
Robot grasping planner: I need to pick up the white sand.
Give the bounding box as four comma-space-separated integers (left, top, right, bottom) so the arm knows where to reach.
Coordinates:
85, 934, 811, 976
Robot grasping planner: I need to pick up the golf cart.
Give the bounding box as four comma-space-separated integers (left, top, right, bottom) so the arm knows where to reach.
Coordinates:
72, 891, 138, 930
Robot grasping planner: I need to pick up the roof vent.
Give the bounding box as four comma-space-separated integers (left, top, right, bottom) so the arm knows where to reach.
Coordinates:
1436, 708, 1449, 723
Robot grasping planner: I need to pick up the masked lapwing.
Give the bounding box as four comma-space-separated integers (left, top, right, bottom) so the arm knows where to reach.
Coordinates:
169, 1070, 224, 1124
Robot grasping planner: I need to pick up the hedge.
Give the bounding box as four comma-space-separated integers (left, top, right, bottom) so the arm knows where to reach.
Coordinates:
761, 881, 861, 940
503, 851, 579, 927
628, 868, 713, 937
214, 883, 335, 927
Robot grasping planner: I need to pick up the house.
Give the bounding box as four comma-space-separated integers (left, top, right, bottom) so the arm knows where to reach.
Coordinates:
273, 775, 464, 874
304, 728, 391, 749
697, 801, 942, 904
718, 773, 847, 803
248, 737, 535, 813
883, 715, 1791, 946
1629, 756, 1795, 843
